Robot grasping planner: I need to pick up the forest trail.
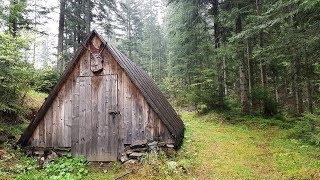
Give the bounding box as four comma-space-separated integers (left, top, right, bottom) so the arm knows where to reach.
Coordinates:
178, 112, 320, 180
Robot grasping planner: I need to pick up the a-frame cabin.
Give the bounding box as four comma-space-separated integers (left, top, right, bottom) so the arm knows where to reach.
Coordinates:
18, 30, 184, 161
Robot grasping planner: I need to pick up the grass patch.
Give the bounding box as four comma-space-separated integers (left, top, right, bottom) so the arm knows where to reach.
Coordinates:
181, 112, 320, 179
0, 111, 319, 179
23, 90, 47, 112
0, 123, 27, 138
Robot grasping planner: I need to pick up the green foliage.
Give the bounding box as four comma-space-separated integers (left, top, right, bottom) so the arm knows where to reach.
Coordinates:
0, 142, 41, 178
1, 144, 89, 180
0, 0, 31, 36
15, 154, 89, 180
165, 0, 220, 109
0, 33, 29, 121
288, 114, 320, 146
44, 154, 89, 179
251, 87, 279, 116
165, 0, 320, 117
32, 68, 60, 94
0, 122, 27, 138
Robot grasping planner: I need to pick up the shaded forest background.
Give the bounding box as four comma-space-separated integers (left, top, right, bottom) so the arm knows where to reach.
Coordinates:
0, 0, 320, 145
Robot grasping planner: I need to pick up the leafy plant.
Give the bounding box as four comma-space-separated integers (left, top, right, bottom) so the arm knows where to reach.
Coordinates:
288, 114, 320, 146
44, 153, 89, 179
32, 68, 60, 94
0, 33, 29, 122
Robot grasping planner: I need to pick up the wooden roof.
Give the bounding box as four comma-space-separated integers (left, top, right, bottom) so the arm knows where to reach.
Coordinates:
18, 30, 184, 147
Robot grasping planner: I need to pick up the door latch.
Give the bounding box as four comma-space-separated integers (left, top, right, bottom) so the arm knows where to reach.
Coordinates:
109, 111, 120, 119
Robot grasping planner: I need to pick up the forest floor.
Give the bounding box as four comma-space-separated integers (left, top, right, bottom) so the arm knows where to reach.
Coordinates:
101, 112, 319, 180
1, 108, 320, 179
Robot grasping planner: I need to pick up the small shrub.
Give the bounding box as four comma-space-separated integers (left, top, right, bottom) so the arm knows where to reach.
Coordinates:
251, 87, 279, 116
32, 68, 60, 94
44, 154, 89, 179
288, 114, 320, 146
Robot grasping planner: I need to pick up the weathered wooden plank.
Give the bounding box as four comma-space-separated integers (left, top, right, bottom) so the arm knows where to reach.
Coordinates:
31, 125, 39, 146
87, 75, 104, 161
137, 93, 143, 142
131, 89, 138, 144
142, 100, 148, 140
64, 78, 72, 147
106, 76, 112, 154
93, 75, 105, 161
126, 81, 132, 144
90, 77, 97, 160
159, 116, 165, 140
111, 75, 118, 158
163, 126, 175, 144
122, 74, 128, 144
71, 78, 80, 156
52, 98, 58, 148
148, 108, 155, 138
45, 106, 53, 147
155, 114, 160, 138
144, 101, 152, 139
38, 117, 45, 147
85, 77, 92, 156
101, 50, 110, 75
58, 85, 65, 147
79, 77, 86, 156
117, 69, 125, 155
80, 52, 91, 76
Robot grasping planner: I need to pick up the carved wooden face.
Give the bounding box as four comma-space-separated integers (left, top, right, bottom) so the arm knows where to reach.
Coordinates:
90, 37, 104, 73
90, 53, 103, 73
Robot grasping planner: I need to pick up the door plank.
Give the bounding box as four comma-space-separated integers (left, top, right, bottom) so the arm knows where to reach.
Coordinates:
71, 78, 80, 156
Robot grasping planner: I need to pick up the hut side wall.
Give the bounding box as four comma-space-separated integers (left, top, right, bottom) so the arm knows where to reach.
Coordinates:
29, 36, 174, 152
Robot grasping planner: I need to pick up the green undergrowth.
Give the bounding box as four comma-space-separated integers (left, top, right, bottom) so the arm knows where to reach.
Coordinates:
23, 90, 48, 119
0, 123, 27, 138
219, 110, 320, 146
176, 112, 320, 179
1, 111, 319, 179
0, 147, 89, 180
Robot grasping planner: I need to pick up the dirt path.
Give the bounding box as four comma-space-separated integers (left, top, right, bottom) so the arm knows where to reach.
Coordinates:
180, 112, 320, 179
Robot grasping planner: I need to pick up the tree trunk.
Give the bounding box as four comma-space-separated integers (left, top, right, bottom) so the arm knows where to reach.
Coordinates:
307, 80, 313, 114
212, 0, 225, 108
236, 10, 250, 114
239, 61, 250, 114
293, 61, 304, 116
57, 0, 66, 72
246, 39, 252, 95
223, 56, 228, 96
256, 0, 268, 114
85, 0, 91, 33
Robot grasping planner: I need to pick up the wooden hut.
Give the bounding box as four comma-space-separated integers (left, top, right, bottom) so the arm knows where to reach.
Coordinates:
17, 30, 184, 161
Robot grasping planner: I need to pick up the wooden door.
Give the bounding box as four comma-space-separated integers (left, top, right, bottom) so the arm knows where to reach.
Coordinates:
71, 75, 119, 161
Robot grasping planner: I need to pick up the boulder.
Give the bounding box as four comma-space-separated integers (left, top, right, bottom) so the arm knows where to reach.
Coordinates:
124, 159, 137, 165
130, 140, 147, 149
158, 142, 166, 147
34, 150, 44, 156
125, 149, 133, 155
129, 152, 144, 159
147, 141, 158, 147
46, 151, 58, 161
132, 147, 147, 152
166, 144, 174, 148
120, 153, 129, 163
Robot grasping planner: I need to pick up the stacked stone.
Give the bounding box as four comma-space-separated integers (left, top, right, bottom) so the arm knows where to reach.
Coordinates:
120, 141, 175, 163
